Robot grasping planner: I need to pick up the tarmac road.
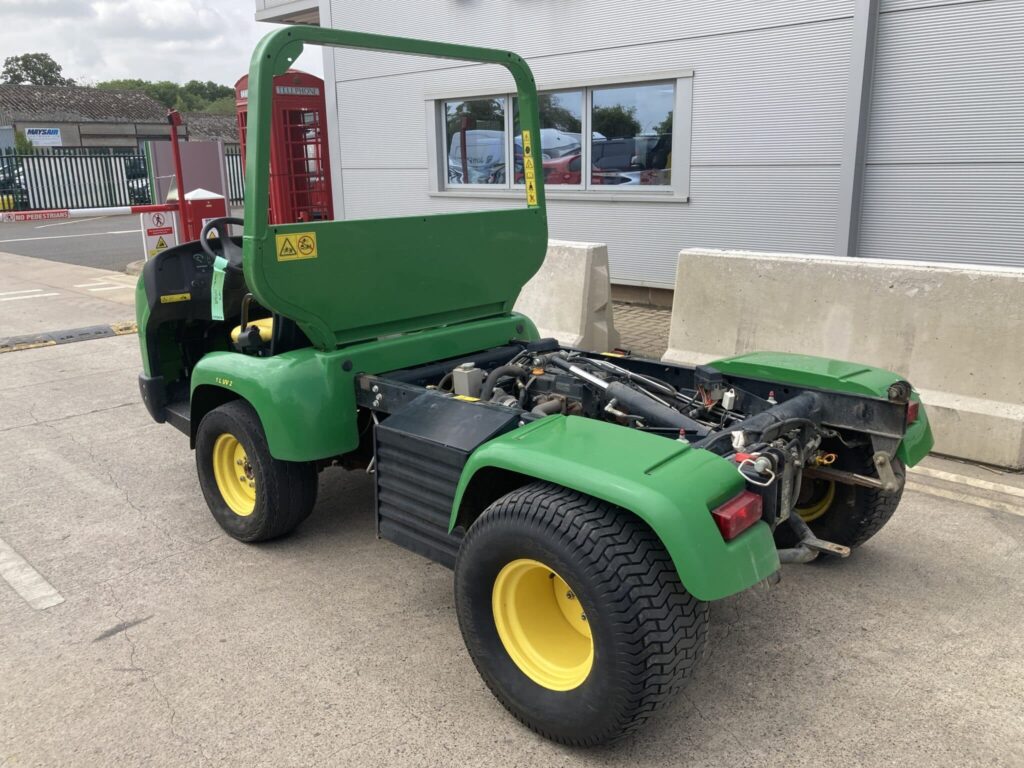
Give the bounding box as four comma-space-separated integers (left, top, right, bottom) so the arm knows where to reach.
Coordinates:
0, 214, 144, 272
1, 332, 1022, 767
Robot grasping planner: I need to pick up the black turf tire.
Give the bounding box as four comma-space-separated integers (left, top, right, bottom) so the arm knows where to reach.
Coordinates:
776, 450, 905, 550
454, 482, 708, 746
195, 400, 318, 542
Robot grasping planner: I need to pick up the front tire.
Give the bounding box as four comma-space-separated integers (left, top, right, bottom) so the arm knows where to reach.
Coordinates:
196, 400, 317, 542
454, 482, 707, 746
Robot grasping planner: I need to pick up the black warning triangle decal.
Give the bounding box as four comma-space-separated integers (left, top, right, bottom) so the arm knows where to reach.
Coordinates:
279, 238, 298, 258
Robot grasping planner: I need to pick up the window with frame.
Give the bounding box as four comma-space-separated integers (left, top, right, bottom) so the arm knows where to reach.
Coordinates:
436, 74, 689, 197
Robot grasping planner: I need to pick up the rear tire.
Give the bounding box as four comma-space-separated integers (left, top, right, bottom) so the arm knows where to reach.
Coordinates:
454, 482, 707, 746
196, 400, 317, 542
777, 450, 905, 550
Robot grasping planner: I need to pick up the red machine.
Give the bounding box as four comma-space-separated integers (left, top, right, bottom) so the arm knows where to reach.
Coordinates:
235, 70, 334, 224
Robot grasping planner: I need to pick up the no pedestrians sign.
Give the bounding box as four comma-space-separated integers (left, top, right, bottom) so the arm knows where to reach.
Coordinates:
141, 211, 178, 260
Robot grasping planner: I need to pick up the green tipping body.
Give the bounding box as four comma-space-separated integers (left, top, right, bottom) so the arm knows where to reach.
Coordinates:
242, 27, 548, 350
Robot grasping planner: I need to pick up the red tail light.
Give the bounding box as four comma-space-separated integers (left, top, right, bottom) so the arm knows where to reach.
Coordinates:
711, 491, 763, 541
906, 400, 920, 425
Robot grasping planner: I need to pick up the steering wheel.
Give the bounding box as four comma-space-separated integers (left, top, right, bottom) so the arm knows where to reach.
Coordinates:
200, 217, 245, 268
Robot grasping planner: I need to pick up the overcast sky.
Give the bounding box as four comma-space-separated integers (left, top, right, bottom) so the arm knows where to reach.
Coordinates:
0, 0, 323, 86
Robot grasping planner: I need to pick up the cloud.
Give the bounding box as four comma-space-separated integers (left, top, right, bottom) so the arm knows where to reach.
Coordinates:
0, 1, 322, 85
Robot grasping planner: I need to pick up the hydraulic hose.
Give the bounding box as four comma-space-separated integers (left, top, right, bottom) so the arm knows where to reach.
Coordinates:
604, 381, 710, 436
530, 398, 564, 418
694, 391, 822, 450
480, 365, 529, 402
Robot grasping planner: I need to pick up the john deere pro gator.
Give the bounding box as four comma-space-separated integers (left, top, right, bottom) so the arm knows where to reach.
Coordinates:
135, 27, 933, 745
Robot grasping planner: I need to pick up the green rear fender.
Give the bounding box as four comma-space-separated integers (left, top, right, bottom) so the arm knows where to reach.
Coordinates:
450, 415, 780, 602
712, 351, 934, 467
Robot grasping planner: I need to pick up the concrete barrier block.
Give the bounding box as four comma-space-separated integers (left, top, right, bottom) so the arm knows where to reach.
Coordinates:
515, 240, 619, 351
663, 248, 1024, 468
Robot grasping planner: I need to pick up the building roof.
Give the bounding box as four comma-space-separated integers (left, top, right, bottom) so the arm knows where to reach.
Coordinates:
0, 84, 168, 125
184, 113, 239, 143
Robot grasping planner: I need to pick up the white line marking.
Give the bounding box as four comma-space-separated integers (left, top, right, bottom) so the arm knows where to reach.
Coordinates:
35, 215, 106, 229
906, 481, 1024, 518
0, 292, 59, 302
87, 285, 130, 292
0, 535, 64, 610
0, 289, 44, 297
909, 465, 1024, 500
74, 282, 106, 288
0, 230, 140, 244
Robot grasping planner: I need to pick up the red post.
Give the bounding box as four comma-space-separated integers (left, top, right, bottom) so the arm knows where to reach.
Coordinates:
166, 110, 191, 240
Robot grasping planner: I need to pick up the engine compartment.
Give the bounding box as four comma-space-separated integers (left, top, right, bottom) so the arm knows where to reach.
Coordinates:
363, 337, 918, 551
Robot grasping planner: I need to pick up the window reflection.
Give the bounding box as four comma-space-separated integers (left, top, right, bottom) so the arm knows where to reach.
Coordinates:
512, 91, 584, 185
591, 82, 673, 186
445, 97, 506, 185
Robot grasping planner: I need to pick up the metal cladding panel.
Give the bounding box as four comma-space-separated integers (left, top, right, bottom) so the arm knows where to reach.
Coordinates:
881, 0, 989, 12
859, 165, 1024, 268
868, 0, 1024, 164
333, 18, 853, 169
862, 0, 1024, 267
342, 165, 841, 286
329, 0, 854, 82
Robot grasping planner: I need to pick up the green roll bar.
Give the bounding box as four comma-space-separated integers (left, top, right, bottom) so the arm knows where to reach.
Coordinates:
241, 27, 549, 351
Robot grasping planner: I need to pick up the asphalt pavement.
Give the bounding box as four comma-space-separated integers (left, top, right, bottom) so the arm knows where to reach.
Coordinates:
0, 214, 144, 272
1, 330, 1022, 767
0, 250, 136, 340
0, 249, 1021, 766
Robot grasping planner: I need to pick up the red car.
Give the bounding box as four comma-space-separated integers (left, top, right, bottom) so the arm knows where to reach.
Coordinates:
516, 154, 588, 186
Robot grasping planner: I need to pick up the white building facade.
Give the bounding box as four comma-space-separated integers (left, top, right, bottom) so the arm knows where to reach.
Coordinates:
258, 0, 1024, 292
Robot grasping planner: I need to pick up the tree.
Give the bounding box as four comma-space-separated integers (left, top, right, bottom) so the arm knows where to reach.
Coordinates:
200, 96, 237, 116
2, 53, 75, 86
654, 111, 673, 137
538, 94, 581, 133
592, 105, 641, 139
13, 130, 34, 154
96, 78, 180, 109
445, 98, 505, 137
181, 80, 233, 104
95, 78, 236, 112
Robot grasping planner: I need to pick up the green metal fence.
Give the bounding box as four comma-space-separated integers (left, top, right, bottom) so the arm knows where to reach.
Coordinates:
0, 146, 152, 211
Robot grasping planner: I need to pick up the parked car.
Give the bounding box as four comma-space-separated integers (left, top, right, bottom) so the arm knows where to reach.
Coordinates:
448, 129, 505, 184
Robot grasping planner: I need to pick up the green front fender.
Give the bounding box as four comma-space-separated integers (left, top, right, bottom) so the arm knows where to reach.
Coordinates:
190, 347, 356, 461
449, 415, 780, 602
189, 312, 540, 462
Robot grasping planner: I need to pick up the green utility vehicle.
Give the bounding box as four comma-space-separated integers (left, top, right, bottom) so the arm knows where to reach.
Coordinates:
136, 28, 933, 746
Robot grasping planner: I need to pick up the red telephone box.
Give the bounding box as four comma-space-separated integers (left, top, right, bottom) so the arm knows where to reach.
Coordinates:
235, 70, 334, 224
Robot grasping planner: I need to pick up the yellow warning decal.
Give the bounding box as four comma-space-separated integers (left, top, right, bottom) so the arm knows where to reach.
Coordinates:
453, 395, 480, 402
521, 130, 538, 206
160, 292, 191, 304
276, 231, 318, 262
525, 178, 538, 206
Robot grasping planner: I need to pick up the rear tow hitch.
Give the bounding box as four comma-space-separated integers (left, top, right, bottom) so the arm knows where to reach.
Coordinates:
777, 509, 851, 564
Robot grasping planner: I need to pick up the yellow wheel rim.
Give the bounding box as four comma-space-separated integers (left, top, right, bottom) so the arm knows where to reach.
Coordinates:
492, 558, 594, 691
796, 479, 836, 523
211, 433, 256, 517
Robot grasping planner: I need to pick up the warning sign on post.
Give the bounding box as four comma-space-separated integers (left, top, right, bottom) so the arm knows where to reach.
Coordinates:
140, 211, 178, 260
276, 231, 318, 262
